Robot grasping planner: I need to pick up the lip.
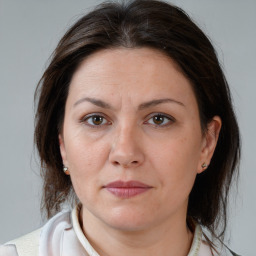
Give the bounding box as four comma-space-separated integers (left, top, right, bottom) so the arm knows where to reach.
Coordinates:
103, 180, 152, 199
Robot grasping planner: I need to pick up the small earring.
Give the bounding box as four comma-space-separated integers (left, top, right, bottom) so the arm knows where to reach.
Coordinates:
63, 166, 70, 175
201, 162, 208, 169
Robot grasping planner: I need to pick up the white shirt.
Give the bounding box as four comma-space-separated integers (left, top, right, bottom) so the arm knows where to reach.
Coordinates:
0, 205, 230, 256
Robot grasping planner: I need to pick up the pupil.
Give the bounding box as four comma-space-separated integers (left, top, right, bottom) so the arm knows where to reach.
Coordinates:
93, 116, 103, 125
154, 115, 163, 124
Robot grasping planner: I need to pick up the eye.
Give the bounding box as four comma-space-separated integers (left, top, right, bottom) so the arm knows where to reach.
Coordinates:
145, 113, 174, 127
82, 114, 110, 127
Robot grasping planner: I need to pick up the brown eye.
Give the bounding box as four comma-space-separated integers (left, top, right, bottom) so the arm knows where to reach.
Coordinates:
153, 115, 165, 125
84, 115, 108, 126
92, 116, 104, 125
146, 113, 174, 127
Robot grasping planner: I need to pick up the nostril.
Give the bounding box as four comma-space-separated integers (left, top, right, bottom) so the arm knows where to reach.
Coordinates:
124, 161, 139, 168
113, 160, 139, 168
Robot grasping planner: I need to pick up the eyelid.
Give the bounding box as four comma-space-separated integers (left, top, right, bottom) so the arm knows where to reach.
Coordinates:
144, 112, 176, 126
79, 112, 175, 128
80, 112, 112, 127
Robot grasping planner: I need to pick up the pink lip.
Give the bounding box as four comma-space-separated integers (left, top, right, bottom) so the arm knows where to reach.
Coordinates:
103, 180, 152, 199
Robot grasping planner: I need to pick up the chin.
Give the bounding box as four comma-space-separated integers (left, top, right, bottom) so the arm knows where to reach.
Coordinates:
101, 208, 155, 232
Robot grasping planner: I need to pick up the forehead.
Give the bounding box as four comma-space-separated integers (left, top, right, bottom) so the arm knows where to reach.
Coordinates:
72, 47, 184, 82
68, 47, 196, 108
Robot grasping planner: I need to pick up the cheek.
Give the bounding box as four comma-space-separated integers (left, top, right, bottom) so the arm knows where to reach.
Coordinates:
151, 134, 201, 168
64, 133, 110, 189
149, 133, 201, 192
67, 141, 110, 203
64, 126, 109, 165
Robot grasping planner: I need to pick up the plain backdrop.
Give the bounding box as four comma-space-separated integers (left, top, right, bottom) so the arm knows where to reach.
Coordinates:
0, 0, 255, 255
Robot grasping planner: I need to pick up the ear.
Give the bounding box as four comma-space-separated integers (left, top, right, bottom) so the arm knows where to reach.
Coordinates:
59, 134, 68, 167
197, 116, 222, 173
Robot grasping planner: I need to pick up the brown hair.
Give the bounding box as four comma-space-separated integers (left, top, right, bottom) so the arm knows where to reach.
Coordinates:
35, 0, 240, 240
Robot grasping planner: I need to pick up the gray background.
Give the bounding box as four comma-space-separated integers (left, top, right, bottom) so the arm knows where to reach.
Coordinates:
0, 0, 255, 255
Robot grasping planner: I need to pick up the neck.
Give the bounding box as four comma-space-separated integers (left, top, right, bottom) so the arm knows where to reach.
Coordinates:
80, 207, 193, 256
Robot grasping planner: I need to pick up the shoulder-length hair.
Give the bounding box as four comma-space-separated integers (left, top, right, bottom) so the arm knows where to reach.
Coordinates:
35, 0, 240, 239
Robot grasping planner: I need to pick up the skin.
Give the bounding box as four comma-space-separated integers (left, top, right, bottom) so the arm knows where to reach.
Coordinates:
59, 47, 221, 256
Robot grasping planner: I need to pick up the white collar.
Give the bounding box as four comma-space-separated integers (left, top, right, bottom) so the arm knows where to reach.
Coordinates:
71, 205, 205, 256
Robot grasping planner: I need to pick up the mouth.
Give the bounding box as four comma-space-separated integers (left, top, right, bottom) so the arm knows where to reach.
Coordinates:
103, 180, 153, 199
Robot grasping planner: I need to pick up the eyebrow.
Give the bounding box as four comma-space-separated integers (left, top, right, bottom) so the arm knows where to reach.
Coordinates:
74, 97, 112, 109
138, 98, 184, 110
73, 97, 184, 110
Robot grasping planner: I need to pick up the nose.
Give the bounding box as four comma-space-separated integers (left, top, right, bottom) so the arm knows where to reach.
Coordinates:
109, 125, 145, 168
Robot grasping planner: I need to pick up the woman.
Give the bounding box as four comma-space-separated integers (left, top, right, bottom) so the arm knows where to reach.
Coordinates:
0, 0, 240, 255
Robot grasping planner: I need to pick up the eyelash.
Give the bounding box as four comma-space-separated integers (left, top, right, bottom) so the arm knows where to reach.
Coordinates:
80, 113, 111, 128
80, 113, 175, 128
144, 113, 175, 127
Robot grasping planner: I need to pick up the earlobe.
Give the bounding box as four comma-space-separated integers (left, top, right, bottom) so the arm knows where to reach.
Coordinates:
198, 116, 222, 173
58, 134, 68, 167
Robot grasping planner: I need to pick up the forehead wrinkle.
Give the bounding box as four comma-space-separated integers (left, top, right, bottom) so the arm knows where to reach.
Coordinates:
138, 98, 185, 111
73, 97, 112, 109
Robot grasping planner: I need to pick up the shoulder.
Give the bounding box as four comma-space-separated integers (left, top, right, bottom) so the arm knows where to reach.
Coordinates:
0, 210, 72, 256
191, 224, 241, 256
200, 234, 241, 256
0, 228, 42, 256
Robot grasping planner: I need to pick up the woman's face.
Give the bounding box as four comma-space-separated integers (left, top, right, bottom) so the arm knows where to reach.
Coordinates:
59, 47, 220, 231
